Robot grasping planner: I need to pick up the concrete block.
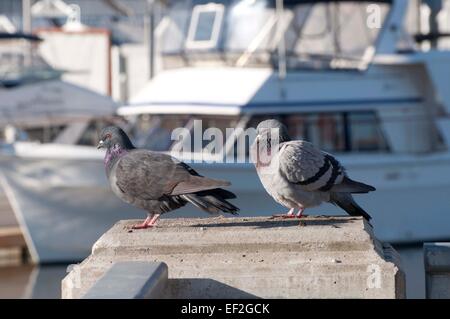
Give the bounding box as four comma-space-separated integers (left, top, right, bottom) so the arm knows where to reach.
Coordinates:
62, 216, 405, 299
82, 261, 168, 299
424, 242, 450, 299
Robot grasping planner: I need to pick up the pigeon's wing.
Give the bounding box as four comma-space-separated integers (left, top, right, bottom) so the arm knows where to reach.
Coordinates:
114, 150, 230, 200
278, 141, 345, 192
114, 150, 180, 200
169, 161, 230, 196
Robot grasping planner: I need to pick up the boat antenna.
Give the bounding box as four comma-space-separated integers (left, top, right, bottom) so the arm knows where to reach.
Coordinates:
63, 4, 85, 31
22, 0, 32, 33
145, 0, 156, 79
275, 0, 287, 81
22, 0, 32, 67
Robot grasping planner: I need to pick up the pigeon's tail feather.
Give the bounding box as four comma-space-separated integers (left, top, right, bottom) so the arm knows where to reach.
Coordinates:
180, 189, 239, 215
170, 176, 231, 196
205, 188, 237, 199
331, 176, 376, 194
180, 194, 211, 211
330, 192, 372, 221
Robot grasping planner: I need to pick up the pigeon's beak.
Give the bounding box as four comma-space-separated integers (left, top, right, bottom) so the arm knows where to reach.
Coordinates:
97, 140, 104, 149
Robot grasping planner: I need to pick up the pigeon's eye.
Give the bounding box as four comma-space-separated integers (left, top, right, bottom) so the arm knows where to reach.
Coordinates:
104, 133, 112, 140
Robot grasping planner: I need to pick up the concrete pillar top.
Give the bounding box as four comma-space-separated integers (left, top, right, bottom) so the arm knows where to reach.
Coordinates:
63, 216, 405, 299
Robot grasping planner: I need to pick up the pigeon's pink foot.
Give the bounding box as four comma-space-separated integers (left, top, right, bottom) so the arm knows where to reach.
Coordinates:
131, 214, 160, 230
271, 208, 296, 219
132, 216, 153, 229
132, 222, 154, 230
296, 208, 305, 219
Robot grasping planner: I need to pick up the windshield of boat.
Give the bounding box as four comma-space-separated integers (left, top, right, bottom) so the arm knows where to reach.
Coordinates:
126, 111, 389, 160
158, 0, 391, 71
0, 38, 60, 87
128, 114, 242, 154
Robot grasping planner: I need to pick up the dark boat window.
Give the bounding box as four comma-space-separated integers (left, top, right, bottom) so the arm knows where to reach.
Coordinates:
77, 119, 124, 146
186, 3, 224, 49
23, 125, 66, 143
131, 114, 191, 151
244, 111, 389, 157
188, 115, 241, 153
159, 0, 391, 71
347, 112, 389, 152
130, 114, 241, 154
293, 113, 346, 153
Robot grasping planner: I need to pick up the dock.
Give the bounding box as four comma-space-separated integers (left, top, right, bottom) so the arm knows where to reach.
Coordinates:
0, 192, 28, 266
0, 192, 17, 226
0, 227, 27, 266
63, 216, 406, 299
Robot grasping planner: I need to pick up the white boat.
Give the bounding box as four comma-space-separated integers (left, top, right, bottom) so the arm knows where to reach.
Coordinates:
0, 32, 119, 260
0, 32, 118, 139
2, 0, 450, 298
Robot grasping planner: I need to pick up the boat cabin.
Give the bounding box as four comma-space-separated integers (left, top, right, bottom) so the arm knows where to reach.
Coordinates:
118, 0, 450, 160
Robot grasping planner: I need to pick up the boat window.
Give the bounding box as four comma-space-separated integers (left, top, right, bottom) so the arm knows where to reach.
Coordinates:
183, 115, 242, 158
130, 114, 191, 151
0, 39, 60, 87
243, 113, 346, 154
246, 114, 284, 131
186, 3, 225, 49
285, 2, 390, 70
75, 119, 120, 146
77, 125, 100, 146
304, 113, 346, 152
23, 125, 66, 143
241, 111, 389, 158
158, 0, 391, 71
347, 112, 389, 152
404, 0, 450, 51
125, 111, 388, 158
129, 114, 241, 154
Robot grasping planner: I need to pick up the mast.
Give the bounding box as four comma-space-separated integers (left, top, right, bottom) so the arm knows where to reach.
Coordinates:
22, 0, 32, 33
275, 0, 286, 81
22, 0, 32, 67
145, 0, 156, 80
425, 0, 443, 49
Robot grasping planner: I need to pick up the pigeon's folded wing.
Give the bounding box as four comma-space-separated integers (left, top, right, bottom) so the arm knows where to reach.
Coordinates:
278, 141, 345, 192
115, 150, 230, 200
114, 151, 182, 200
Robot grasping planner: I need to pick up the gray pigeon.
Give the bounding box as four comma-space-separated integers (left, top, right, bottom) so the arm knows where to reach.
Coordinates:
250, 119, 375, 220
98, 126, 239, 229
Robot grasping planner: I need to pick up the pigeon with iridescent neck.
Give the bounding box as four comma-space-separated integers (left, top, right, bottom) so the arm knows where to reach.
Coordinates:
250, 119, 375, 220
98, 126, 239, 229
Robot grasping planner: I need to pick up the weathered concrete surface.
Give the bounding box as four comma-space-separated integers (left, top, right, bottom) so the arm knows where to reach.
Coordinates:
424, 243, 450, 299
82, 262, 168, 299
62, 216, 405, 299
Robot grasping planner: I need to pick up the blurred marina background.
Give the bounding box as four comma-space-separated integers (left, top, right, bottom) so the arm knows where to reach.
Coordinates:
1, 0, 450, 298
